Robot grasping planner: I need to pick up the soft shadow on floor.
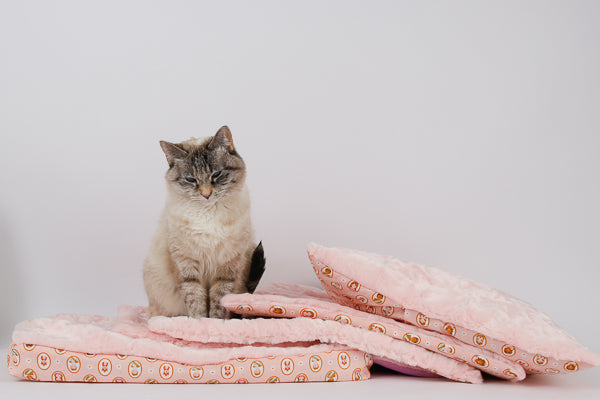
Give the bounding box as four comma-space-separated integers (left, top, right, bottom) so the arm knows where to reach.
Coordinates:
513, 370, 600, 389
370, 363, 600, 389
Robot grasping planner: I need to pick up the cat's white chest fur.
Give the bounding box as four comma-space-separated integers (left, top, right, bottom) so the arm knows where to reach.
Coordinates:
164, 186, 253, 277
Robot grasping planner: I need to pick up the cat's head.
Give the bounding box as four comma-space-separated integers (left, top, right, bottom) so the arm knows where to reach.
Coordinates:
159, 126, 246, 203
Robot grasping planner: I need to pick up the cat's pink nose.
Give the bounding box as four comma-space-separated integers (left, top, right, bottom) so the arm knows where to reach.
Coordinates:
200, 189, 213, 199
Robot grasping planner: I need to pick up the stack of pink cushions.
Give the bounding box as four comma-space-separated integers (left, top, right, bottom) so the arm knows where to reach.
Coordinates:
223, 243, 599, 383
8, 305, 374, 384
9, 242, 597, 384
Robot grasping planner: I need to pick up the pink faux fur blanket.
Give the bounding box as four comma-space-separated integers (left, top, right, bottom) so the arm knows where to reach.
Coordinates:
12, 306, 340, 366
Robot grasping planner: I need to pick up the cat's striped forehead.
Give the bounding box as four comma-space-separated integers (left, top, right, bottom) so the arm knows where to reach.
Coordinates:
177, 136, 243, 173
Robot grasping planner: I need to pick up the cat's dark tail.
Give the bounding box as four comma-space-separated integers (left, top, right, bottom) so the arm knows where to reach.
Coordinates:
246, 241, 266, 294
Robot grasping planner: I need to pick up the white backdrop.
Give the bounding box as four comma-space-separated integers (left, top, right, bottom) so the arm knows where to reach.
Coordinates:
1, 0, 599, 366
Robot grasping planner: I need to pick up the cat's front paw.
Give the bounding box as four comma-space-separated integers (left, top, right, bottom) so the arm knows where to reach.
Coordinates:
209, 305, 231, 319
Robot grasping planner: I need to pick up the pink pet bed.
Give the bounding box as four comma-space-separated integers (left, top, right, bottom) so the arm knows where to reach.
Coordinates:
8, 306, 373, 384
8, 243, 598, 384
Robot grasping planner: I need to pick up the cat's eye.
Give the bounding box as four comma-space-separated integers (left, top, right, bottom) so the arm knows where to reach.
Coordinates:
211, 171, 222, 179
184, 177, 196, 183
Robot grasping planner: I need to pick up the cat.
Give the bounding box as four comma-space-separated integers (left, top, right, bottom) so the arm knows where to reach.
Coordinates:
143, 126, 265, 319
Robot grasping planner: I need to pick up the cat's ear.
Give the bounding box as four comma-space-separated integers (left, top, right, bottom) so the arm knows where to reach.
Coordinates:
159, 141, 188, 166
209, 126, 235, 152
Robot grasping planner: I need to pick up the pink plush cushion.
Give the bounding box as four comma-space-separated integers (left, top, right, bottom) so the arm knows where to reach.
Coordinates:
307, 243, 599, 375
9, 305, 371, 384
223, 283, 526, 382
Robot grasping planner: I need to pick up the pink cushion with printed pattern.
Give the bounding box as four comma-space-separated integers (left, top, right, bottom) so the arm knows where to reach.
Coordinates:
223, 283, 526, 382
307, 243, 599, 375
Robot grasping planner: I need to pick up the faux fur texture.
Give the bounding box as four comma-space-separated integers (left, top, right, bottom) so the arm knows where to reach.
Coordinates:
12, 306, 338, 367
149, 312, 482, 383
307, 243, 599, 366
12, 305, 481, 383
221, 283, 527, 381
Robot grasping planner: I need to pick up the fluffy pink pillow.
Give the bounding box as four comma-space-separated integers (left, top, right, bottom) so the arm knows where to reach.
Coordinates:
307, 243, 599, 375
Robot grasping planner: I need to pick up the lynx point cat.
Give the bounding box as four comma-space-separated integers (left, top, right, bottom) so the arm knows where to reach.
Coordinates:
143, 126, 265, 319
